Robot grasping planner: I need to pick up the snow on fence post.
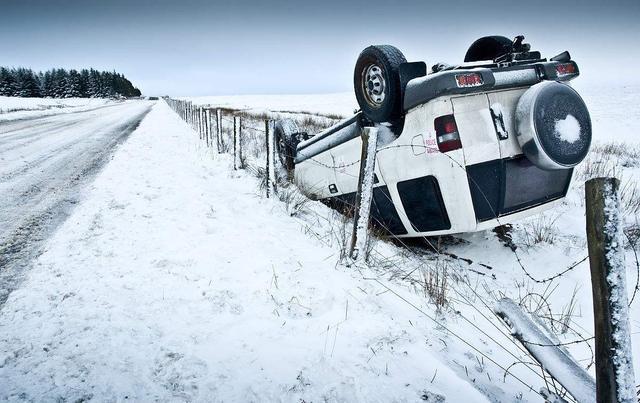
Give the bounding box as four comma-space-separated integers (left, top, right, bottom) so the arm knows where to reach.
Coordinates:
349, 127, 379, 261
233, 116, 238, 170
213, 109, 220, 153
203, 109, 206, 140
585, 177, 636, 403
237, 116, 243, 168
268, 119, 276, 195
218, 110, 225, 153
264, 119, 276, 198
197, 107, 201, 138
191, 103, 195, 129
206, 109, 211, 147
199, 108, 204, 140
203, 108, 207, 142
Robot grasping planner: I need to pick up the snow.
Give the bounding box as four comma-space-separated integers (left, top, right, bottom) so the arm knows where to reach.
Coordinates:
602, 180, 636, 402
0, 101, 489, 402
186, 92, 357, 118
0, 96, 115, 122
554, 114, 581, 144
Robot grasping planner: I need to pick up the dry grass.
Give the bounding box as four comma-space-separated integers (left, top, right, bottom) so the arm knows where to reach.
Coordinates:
277, 184, 311, 217
420, 260, 449, 310
577, 141, 640, 216
520, 214, 559, 247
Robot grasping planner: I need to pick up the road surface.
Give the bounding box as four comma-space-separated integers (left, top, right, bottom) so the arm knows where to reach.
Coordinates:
0, 101, 152, 305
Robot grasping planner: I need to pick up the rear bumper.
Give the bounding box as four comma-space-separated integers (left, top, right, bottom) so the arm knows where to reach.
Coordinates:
403, 60, 579, 111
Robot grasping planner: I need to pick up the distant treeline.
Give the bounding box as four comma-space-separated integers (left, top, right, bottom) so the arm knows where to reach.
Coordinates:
0, 67, 141, 98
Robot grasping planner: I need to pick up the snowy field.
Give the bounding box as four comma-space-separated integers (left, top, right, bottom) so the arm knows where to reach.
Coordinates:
185, 92, 357, 118
189, 83, 640, 145
0, 84, 639, 401
0, 96, 117, 122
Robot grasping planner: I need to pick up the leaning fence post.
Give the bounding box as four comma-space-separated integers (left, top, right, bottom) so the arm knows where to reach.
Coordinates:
349, 127, 378, 261
585, 177, 636, 403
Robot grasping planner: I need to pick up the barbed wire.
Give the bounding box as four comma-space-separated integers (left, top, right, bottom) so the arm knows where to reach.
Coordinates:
165, 99, 597, 396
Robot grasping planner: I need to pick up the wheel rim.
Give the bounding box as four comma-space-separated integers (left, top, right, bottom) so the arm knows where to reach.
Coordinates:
361, 64, 386, 107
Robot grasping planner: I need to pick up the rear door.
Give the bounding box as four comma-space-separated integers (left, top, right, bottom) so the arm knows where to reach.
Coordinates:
451, 94, 500, 166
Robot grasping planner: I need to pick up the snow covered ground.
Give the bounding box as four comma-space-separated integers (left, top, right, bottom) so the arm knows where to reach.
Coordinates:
0, 96, 117, 123
0, 83, 638, 402
0, 102, 490, 401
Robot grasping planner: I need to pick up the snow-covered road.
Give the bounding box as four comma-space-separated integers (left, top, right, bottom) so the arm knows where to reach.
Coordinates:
0, 102, 152, 305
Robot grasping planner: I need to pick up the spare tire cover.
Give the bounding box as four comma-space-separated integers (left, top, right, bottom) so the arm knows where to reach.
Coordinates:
515, 81, 591, 170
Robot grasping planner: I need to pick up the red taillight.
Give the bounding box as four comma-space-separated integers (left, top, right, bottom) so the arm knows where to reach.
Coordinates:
455, 73, 483, 87
555, 63, 576, 76
434, 115, 462, 153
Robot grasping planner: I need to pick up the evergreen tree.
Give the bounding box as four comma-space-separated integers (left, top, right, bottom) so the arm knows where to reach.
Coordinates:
41, 70, 54, 97
14, 68, 41, 97
79, 69, 90, 97
0, 66, 142, 98
52, 69, 67, 98
0, 67, 15, 96
64, 69, 82, 98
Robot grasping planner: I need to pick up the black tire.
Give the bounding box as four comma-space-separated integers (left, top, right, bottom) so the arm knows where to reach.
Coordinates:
274, 119, 300, 173
354, 45, 407, 123
464, 36, 513, 62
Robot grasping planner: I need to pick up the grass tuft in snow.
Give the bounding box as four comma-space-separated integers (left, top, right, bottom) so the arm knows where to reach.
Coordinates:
518, 214, 560, 247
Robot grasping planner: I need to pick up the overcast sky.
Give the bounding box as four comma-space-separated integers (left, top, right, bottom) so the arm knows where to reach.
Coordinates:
1, 0, 638, 96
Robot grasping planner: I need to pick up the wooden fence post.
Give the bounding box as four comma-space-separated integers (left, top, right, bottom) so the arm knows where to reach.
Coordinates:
237, 116, 243, 168
585, 177, 636, 403
205, 109, 211, 148
348, 127, 378, 261
233, 116, 238, 170
265, 119, 271, 198
219, 110, 225, 152
210, 109, 218, 152
202, 108, 207, 143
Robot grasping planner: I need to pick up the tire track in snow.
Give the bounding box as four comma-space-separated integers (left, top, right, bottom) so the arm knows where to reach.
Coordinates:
0, 102, 152, 307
